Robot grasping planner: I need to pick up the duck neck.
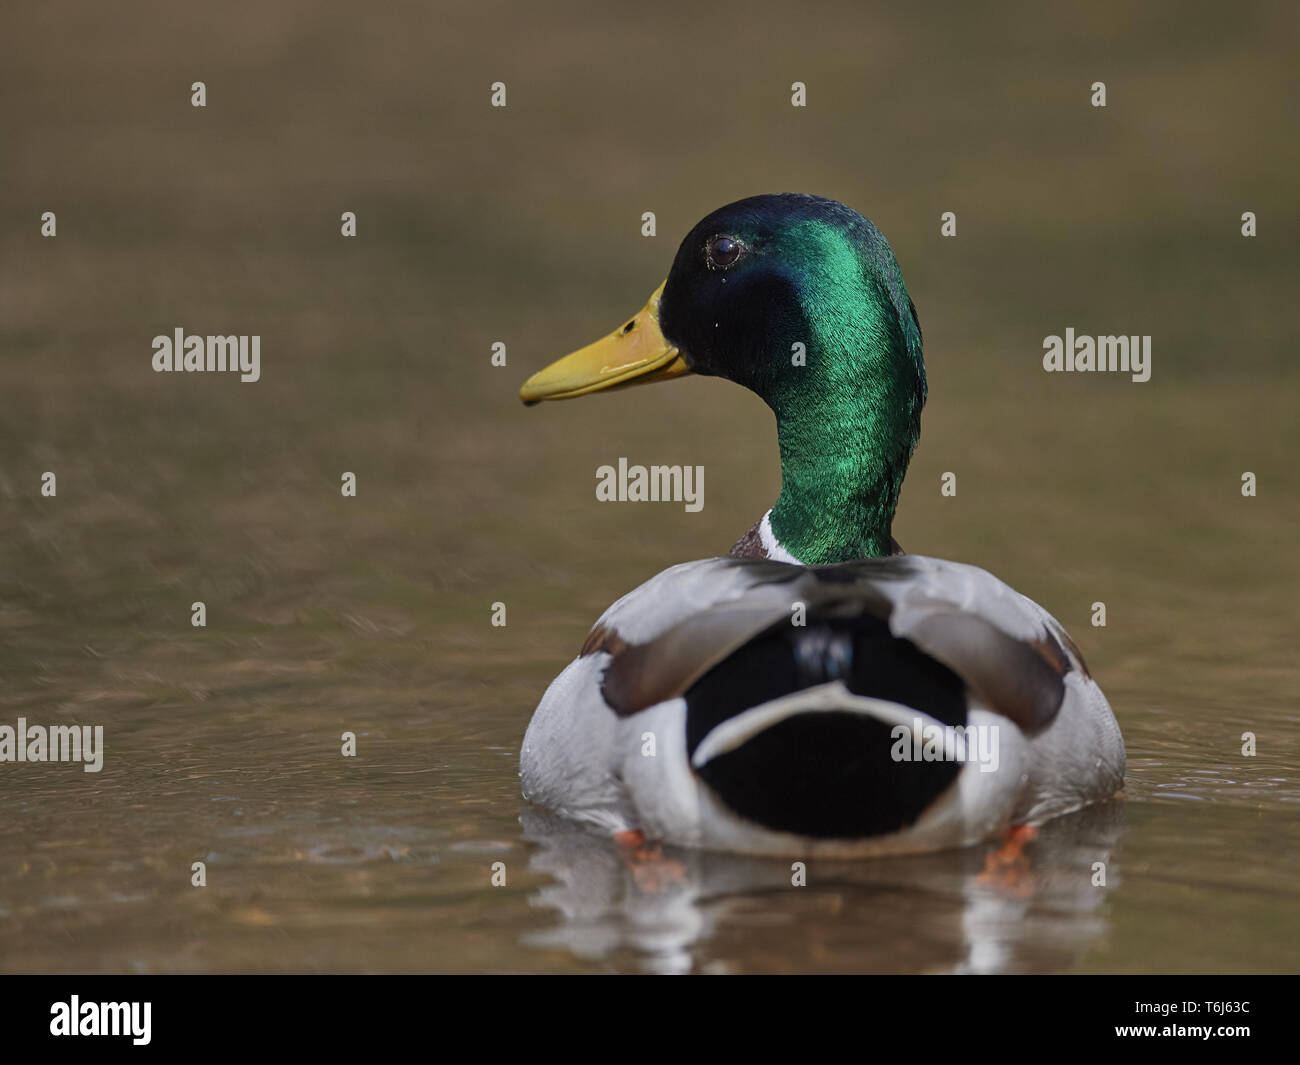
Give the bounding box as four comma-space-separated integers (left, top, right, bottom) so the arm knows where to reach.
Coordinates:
768, 402, 908, 563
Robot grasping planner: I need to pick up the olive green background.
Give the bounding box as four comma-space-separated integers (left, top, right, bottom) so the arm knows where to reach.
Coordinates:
1, 1, 1296, 972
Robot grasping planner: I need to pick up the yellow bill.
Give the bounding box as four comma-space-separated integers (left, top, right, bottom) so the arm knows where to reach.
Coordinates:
520, 281, 691, 404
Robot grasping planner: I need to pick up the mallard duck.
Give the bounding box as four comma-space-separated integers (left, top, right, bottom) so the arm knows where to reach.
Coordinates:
517, 194, 1124, 857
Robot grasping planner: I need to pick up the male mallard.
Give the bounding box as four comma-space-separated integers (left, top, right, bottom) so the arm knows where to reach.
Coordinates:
518, 194, 1124, 857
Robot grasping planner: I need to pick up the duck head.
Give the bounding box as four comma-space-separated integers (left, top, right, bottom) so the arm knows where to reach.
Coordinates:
520, 193, 926, 564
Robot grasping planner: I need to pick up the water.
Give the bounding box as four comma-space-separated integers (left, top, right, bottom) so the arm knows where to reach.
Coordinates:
2, 1, 1297, 973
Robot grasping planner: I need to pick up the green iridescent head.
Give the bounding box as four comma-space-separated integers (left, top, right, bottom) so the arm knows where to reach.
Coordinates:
660, 194, 924, 420
521, 193, 927, 563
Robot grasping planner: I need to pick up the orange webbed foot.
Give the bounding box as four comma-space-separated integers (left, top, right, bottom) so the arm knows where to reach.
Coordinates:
612, 829, 687, 893
976, 824, 1038, 897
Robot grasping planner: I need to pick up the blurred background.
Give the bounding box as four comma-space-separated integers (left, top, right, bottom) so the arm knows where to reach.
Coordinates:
1, 1, 1296, 973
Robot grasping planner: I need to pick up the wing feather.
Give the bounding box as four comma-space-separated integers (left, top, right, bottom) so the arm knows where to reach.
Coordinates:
585, 556, 1079, 734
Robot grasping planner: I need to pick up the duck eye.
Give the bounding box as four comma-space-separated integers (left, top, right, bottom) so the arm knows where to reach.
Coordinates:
705, 234, 742, 270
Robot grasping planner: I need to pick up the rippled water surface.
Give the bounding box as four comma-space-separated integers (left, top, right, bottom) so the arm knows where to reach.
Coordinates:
2, 2, 1297, 973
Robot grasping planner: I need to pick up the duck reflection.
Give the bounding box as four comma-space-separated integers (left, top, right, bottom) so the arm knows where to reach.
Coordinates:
520, 802, 1125, 974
